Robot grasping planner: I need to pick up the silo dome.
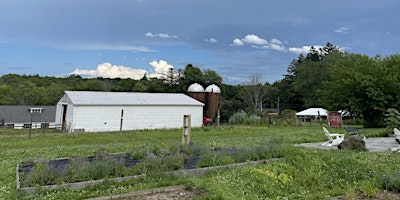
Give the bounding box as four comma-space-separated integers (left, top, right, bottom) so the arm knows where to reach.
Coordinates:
187, 83, 205, 92
205, 84, 221, 93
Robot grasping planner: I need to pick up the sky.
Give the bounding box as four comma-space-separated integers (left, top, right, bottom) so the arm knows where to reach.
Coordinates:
0, 0, 399, 85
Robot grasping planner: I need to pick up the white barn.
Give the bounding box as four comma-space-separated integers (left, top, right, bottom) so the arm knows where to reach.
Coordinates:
55, 91, 204, 132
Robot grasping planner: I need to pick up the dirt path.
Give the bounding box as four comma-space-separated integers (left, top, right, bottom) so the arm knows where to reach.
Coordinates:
87, 185, 204, 200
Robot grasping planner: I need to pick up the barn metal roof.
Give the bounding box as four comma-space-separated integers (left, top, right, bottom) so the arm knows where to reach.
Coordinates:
0, 105, 56, 123
63, 91, 205, 106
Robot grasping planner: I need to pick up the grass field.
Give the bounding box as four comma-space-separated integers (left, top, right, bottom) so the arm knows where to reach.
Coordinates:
1, 125, 399, 199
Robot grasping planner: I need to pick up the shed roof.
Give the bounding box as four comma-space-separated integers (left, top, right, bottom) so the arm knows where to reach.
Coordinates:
63, 91, 204, 106
0, 105, 56, 123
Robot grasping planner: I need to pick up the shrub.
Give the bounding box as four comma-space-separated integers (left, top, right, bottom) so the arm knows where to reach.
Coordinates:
228, 112, 246, 124
228, 112, 261, 125
246, 114, 261, 125
67, 157, 93, 182
129, 146, 148, 160
196, 150, 235, 168
21, 161, 58, 187
381, 169, 400, 192
19, 141, 284, 188
343, 118, 364, 126
280, 109, 296, 119
385, 108, 400, 130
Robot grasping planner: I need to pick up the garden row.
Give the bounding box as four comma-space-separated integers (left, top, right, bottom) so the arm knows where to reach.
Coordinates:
17, 140, 284, 189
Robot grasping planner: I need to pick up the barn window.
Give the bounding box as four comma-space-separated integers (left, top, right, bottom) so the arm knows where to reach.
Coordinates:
29, 108, 43, 113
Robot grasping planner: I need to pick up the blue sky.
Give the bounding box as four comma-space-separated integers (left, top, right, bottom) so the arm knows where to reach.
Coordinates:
0, 0, 399, 85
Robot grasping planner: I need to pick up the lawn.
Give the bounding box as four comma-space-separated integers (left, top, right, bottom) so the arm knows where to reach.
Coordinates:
1, 125, 399, 199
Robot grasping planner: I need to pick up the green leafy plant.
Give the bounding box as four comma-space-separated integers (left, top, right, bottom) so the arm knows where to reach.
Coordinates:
21, 161, 57, 187
228, 112, 261, 125
381, 169, 400, 192
385, 108, 400, 130
6, 126, 400, 200
228, 112, 246, 124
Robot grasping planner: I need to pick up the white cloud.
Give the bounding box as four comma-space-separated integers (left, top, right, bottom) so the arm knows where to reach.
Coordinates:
270, 38, 283, 45
335, 27, 349, 33
269, 43, 285, 51
149, 60, 173, 74
231, 38, 244, 46
145, 32, 155, 37
69, 60, 177, 80
204, 37, 218, 43
242, 34, 268, 45
145, 32, 178, 39
231, 35, 286, 52
65, 43, 151, 52
147, 60, 178, 79
269, 38, 285, 51
70, 63, 147, 79
288, 46, 312, 54
288, 45, 324, 54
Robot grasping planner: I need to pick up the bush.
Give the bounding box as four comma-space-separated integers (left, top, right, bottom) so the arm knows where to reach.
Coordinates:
246, 114, 261, 125
19, 141, 284, 188
343, 118, 364, 126
228, 112, 246, 124
228, 112, 261, 125
381, 169, 400, 192
385, 108, 400, 129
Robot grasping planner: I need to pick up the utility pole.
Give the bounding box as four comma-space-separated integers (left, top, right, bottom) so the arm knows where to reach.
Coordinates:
275, 97, 280, 113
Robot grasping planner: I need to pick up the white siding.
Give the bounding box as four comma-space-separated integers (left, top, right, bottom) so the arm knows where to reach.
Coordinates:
55, 103, 63, 125
55, 91, 204, 132
55, 94, 77, 132
70, 105, 203, 132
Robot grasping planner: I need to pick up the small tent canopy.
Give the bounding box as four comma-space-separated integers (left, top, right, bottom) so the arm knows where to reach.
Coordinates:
296, 108, 328, 117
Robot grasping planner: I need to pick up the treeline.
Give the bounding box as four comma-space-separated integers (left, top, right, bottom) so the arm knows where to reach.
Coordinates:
1, 43, 400, 127
0, 64, 222, 106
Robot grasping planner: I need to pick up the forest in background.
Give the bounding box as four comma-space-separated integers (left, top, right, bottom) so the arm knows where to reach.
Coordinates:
1, 43, 400, 127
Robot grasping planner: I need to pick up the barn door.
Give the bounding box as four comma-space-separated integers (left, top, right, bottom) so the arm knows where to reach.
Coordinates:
61, 104, 67, 131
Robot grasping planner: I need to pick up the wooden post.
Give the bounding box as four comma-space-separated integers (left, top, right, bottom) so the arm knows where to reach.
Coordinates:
29, 113, 32, 139
43, 117, 47, 134
119, 109, 124, 135
182, 115, 191, 145
217, 109, 220, 127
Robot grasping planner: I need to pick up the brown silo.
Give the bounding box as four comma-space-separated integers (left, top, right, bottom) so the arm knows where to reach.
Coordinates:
187, 83, 205, 104
205, 84, 221, 119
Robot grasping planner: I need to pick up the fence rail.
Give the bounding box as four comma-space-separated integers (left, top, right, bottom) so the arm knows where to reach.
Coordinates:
0, 123, 62, 131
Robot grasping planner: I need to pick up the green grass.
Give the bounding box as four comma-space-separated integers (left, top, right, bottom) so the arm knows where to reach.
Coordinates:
0, 126, 399, 199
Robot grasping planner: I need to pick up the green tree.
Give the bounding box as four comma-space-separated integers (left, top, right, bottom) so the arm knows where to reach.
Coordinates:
291, 43, 342, 108
132, 81, 148, 92
112, 78, 136, 92
147, 78, 168, 93
0, 84, 15, 105
178, 64, 205, 92
321, 54, 400, 127
244, 73, 266, 114
83, 79, 106, 91
220, 84, 244, 122
203, 69, 223, 86
163, 67, 181, 86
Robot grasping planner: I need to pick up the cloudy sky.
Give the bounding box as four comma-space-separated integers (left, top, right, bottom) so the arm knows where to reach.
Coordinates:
0, 0, 399, 84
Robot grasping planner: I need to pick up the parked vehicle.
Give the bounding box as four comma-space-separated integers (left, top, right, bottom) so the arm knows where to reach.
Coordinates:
203, 117, 213, 126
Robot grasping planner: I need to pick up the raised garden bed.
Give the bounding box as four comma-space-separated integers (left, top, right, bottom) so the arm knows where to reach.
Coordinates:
17, 143, 284, 194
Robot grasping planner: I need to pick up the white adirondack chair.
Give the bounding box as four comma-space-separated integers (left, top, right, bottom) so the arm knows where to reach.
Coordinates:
322, 127, 345, 147
394, 128, 400, 143
391, 128, 400, 151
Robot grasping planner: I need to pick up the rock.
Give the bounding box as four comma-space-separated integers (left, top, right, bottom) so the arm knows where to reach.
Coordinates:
338, 136, 366, 151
